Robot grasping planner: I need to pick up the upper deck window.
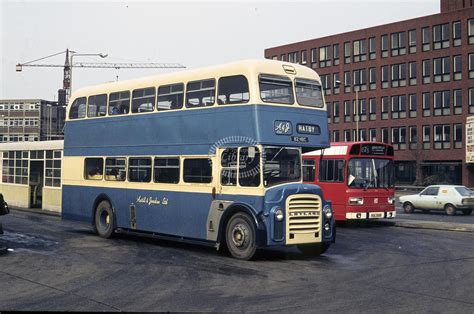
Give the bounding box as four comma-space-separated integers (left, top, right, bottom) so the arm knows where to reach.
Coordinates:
109, 91, 130, 115
259, 74, 294, 105
218, 75, 249, 105
87, 94, 107, 118
132, 87, 155, 113
157, 83, 184, 111
295, 78, 324, 108
186, 79, 215, 108
69, 97, 87, 120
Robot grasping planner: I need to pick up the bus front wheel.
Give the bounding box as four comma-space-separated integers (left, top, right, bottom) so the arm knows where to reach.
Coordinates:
225, 212, 257, 260
297, 243, 330, 256
94, 200, 115, 238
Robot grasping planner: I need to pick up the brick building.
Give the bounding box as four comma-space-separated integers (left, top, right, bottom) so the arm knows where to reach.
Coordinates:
264, 0, 474, 187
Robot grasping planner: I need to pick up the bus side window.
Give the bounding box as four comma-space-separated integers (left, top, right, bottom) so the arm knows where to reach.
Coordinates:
154, 157, 180, 184
105, 158, 126, 181
302, 159, 316, 182
221, 148, 238, 186
319, 159, 345, 182
218, 75, 250, 105
128, 158, 152, 182
183, 158, 212, 183
85, 158, 104, 180
186, 79, 215, 108
87, 94, 107, 118
69, 97, 87, 119
239, 147, 261, 187
157, 83, 184, 111
132, 87, 156, 113
109, 91, 130, 115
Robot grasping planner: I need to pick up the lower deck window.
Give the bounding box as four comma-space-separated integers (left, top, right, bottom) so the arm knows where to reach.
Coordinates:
128, 158, 152, 182
105, 158, 126, 181
154, 157, 180, 183
184, 158, 212, 183
85, 158, 104, 180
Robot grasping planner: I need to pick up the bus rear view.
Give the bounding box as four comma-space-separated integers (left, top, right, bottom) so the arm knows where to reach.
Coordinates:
303, 142, 396, 221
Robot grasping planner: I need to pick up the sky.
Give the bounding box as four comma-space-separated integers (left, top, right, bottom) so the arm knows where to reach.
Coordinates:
1, 0, 439, 100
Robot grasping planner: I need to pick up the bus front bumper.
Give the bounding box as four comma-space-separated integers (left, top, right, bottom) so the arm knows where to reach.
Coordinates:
345, 210, 396, 219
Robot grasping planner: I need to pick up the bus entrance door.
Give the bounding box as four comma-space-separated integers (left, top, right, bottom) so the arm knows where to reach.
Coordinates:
29, 161, 44, 208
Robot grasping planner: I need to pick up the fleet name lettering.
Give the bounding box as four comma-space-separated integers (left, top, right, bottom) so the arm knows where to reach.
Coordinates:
136, 196, 169, 206
289, 211, 318, 217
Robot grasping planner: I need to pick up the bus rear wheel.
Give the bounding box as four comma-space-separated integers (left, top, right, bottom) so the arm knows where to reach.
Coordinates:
94, 200, 115, 238
297, 243, 330, 256
225, 212, 257, 260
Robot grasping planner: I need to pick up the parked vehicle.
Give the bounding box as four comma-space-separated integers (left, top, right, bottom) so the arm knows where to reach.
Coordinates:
0, 193, 9, 255
399, 185, 474, 216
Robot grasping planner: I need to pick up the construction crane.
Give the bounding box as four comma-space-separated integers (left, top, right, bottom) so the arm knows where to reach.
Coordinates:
16, 49, 186, 104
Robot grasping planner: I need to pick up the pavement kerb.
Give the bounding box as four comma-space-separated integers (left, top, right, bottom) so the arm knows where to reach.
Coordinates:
366, 219, 474, 233
9, 206, 61, 217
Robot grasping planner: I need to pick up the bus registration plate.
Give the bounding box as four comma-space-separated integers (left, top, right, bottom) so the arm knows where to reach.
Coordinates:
369, 212, 384, 218
291, 136, 308, 143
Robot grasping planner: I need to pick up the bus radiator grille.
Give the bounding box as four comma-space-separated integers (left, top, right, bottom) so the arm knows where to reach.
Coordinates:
285, 194, 322, 245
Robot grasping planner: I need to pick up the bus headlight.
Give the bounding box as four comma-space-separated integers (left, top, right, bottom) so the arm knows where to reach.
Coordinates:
275, 209, 284, 222
348, 197, 364, 205
323, 206, 333, 219
387, 197, 395, 205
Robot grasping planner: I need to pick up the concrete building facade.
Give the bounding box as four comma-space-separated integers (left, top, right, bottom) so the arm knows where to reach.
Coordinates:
265, 0, 474, 187
0, 99, 66, 143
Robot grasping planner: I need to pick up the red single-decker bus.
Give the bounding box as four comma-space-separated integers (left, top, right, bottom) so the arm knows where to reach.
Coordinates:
303, 142, 396, 221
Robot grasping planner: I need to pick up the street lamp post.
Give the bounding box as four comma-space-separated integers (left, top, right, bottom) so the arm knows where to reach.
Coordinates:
69, 52, 108, 97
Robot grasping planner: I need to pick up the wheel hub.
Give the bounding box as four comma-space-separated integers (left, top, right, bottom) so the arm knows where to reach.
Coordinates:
232, 224, 248, 248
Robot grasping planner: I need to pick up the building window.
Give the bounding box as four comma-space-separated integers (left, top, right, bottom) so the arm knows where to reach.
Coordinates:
320, 74, 331, 96
391, 63, 406, 87
382, 128, 389, 144
381, 34, 388, 58
353, 39, 367, 62
392, 127, 406, 150
333, 44, 340, 65
128, 158, 152, 182
433, 57, 450, 82
453, 21, 461, 47
434, 125, 450, 149
391, 31, 406, 56
468, 19, 474, 44
391, 95, 406, 119
433, 90, 450, 116
423, 92, 430, 117
369, 98, 376, 120
454, 124, 462, 149
356, 98, 367, 121
280, 54, 286, 61
408, 29, 417, 53
409, 126, 417, 150
344, 71, 351, 93
422, 27, 430, 51
288, 52, 298, 63
333, 101, 340, 123
433, 23, 449, 49
469, 53, 474, 79
369, 128, 377, 142
344, 100, 351, 122
359, 129, 367, 142
470, 88, 474, 114
333, 130, 340, 142
381, 96, 388, 120
409, 62, 417, 85
327, 102, 332, 124
319, 46, 331, 67
423, 125, 430, 149
333, 73, 340, 94
409, 94, 417, 118
369, 37, 376, 59
353, 69, 367, 91
301, 50, 307, 64
454, 89, 462, 115
453, 55, 462, 81
344, 41, 351, 64
381, 65, 389, 89
184, 158, 212, 183
311, 48, 317, 65
344, 129, 351, 142
369, 67, 376, 90
422, 59, 430, 84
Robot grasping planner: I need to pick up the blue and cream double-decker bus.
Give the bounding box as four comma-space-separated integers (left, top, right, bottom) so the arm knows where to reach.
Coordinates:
62, 59, 335, 260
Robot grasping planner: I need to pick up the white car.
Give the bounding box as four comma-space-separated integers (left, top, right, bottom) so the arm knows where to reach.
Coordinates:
399, 185, 474, 216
